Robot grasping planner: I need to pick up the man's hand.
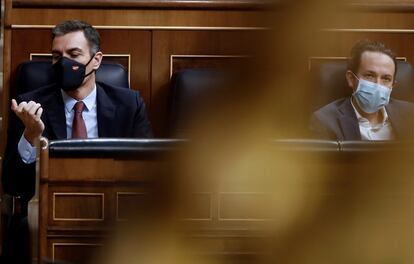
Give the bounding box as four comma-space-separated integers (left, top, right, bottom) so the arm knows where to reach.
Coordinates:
11, 99, 45, 145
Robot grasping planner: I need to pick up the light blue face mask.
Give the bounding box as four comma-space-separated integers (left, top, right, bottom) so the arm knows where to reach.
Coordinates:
352, 73, 392, 114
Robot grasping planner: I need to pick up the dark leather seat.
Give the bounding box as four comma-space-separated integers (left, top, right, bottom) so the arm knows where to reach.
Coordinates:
13, 60, 129, 96
168, 69, 229, 136
310, 60, 414, 112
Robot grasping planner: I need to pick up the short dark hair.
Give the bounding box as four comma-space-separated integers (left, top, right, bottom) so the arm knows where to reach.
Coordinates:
347, 39, 397, 78
52, 20, 100, 56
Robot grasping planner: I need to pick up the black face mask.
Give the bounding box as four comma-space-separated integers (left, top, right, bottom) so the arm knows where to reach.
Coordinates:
53, 55, 95, 92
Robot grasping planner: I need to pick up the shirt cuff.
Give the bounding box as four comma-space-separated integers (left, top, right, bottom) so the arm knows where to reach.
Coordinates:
18, 134, 37, 164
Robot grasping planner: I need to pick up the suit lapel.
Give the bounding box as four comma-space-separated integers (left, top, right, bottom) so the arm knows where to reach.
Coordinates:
386, 99, 402, 139
96, 84, 116, 137
337, 98, 361, 140
44, 89, 67, 139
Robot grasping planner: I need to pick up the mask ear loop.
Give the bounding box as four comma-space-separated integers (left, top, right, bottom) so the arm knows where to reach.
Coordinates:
84, 53, 97, 77
350, 71, 360, 96
349, 72, 367, 114
350, 71, 361, 81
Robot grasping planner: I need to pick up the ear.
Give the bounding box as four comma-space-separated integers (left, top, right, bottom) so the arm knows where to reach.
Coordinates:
345, 70, 357, 92
92, 51, 103, 71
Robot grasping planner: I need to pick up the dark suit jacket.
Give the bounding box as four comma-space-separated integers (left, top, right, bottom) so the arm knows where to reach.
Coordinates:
2, 82, 152, 200
310, 97, 414, 141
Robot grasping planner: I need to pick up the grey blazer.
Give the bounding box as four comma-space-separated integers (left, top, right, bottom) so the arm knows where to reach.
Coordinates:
310, 97, 414, 140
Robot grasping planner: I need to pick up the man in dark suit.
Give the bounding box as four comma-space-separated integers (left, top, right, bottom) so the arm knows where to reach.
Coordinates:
1, 20, 152, 263
310, 40, 414, 141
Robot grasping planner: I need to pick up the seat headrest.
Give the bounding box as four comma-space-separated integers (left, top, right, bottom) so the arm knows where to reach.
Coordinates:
14, 60, 129, 95
96, 62, 129, 89
310, 60, 414, 111
169, 69, 229, 136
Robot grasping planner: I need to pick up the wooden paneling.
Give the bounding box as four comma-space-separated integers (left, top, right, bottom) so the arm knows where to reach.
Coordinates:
218, 193, 274, 221
12, 0, 270, 10
9, 29, 49, 103
178, 193, 212, 220
37, 141, 280, 263
319, 12, 414, 29
48, 186, 109, 227
8, 9, 268, 28
99, 30, 151, 103
184, 235, 269, 255
45, 185, 154, 228
311, 31, 414, 62
48, 158, 162, 182
171, 55, 248, 77
53, 193, 104, 221
49, 239, 102, 264
116, 192, 147, 220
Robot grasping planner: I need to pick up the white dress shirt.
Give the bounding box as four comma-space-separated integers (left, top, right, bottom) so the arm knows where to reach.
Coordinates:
61, 86, 98, 139
350, 98, 395, 141
18, 85, 98, 164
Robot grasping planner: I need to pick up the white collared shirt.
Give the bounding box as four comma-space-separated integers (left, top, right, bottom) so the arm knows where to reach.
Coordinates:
61, 85, 98, 139
18, 85, 98, 164
350, 98, 395, 141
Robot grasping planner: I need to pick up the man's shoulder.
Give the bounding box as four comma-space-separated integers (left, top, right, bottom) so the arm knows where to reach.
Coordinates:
17, 83, 57, 103
309, 98, 350, 140
313, 97, 349, 117
96, 82, 141, 100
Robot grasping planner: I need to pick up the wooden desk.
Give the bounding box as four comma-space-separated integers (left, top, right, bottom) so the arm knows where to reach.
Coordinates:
31, 138, 183, 264
30, 139, 414, 263
31, 138, 343, 264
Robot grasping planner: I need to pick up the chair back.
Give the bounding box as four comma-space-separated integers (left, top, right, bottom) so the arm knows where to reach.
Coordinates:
14, 60, 129, 96
168, 69, 229, 136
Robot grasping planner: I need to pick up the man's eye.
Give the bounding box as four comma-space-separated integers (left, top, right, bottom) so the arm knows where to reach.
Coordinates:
363, 74, 376, 81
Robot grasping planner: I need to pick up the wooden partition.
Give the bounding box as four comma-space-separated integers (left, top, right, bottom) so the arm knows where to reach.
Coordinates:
33, 138, 414, 263
34, 139, 182, 263
33, 138, 343, 264
305, 3, 414, 75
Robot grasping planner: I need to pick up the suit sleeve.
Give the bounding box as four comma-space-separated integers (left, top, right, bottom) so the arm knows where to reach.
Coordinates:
132, 92, 153, 138
2, 105, 36, 199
